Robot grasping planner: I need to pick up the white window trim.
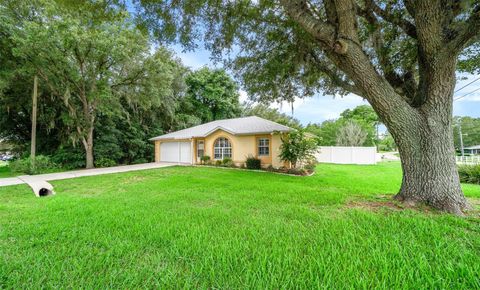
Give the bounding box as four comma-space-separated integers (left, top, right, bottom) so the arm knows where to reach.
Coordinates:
258, 138, 270, 156
214, 138, 232, 160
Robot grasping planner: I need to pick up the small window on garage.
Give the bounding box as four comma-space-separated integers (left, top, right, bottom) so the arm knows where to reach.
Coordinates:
258, 138, 270, 156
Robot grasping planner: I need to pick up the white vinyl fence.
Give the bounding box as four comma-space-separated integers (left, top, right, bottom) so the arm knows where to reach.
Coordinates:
456, 156, 480, 165
315, 146, 377, 165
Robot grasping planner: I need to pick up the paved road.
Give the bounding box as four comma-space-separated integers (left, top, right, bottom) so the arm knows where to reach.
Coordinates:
0, 162, 176, 187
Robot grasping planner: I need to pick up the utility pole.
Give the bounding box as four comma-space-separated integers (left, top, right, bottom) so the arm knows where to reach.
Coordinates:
31, 75, 38, 170
458, 119, 464, 158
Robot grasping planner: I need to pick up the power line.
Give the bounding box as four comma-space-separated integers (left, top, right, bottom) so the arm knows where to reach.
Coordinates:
454, 86, 480, 101
455, 77, 480, 93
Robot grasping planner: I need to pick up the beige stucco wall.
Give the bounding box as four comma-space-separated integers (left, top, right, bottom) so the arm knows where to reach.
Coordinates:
154, 140, 160, 162
202, 129, 284, 168
270, 134, 283, 168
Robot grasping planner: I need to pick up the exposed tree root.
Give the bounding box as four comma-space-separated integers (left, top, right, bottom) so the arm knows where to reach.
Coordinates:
393, 193, 472, 216
346, 195, 478, 217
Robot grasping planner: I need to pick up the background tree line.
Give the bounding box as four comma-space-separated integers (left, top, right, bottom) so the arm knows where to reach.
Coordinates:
0, 0, 243, 168
0, 0, 309, 169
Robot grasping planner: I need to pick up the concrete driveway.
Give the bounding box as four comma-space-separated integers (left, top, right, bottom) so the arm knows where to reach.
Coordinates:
0, 162, 177, 187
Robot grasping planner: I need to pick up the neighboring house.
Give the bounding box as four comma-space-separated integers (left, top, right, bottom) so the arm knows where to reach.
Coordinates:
150, 116, 291, 167
464, 145, 480, 155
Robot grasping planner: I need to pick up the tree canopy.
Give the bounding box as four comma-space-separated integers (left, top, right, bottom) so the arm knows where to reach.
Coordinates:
179, 68, 241, 124
136, 0, 479, 104
12, 4, 183, 168
135, 0, 480, 213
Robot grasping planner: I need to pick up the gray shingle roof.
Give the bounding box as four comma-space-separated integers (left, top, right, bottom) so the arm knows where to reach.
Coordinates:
150, 116, 291, 140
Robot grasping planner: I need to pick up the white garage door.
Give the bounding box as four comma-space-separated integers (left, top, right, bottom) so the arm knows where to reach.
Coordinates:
160, 141, 192, 163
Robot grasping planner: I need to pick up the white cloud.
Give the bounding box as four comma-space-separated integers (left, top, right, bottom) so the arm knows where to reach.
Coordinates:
239, 90, 249, 103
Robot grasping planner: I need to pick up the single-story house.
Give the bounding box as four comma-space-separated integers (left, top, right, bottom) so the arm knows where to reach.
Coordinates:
149, 116, 291, 167
464, 145, 480, 155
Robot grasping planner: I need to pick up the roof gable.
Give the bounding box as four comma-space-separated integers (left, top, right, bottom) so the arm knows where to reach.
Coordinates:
201, 126, 237, 137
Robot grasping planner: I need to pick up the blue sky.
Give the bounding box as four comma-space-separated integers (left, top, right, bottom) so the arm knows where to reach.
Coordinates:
174, 45, 480, 125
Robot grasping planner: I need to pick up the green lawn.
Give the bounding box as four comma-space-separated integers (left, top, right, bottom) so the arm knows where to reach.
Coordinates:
0, 163, 479, 288
0, 161, 12, 178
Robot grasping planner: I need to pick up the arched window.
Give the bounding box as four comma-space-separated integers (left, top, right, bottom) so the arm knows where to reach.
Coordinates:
214, 137, 232, 159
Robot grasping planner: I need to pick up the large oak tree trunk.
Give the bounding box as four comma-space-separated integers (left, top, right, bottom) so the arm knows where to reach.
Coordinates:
343, 48, 470, 214
392, 116, 469, 214
381, 56, 470, 214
